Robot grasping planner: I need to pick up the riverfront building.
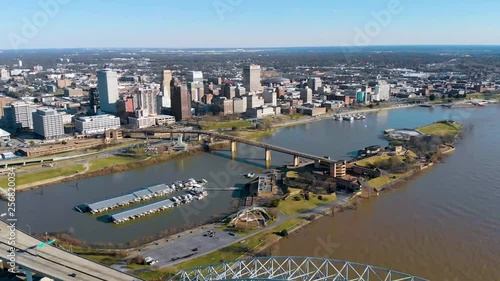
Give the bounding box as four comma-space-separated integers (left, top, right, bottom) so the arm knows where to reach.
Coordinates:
3, 101, 38, 131
32, 107, 65, 139
171, 83, 192, 121
300, 87, 313, 104
75, 114, 121, 134
97, 69, 119, 114
160, 70, 172, 108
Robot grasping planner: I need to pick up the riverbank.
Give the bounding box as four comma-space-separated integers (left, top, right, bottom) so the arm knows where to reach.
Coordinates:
6, 142, 230, 192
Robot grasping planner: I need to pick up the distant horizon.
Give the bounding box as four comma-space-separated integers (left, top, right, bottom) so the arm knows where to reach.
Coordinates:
2, 44, 500, 52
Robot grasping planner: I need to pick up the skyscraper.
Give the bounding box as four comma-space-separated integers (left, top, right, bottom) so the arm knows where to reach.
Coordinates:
97, 69, 119, 114
3, 101, 37, 131
171, 83, 192, 121
307, 77, 322, 93
375, 81, 391, 101
160, 70, 172, 108
243, 65, 261, 93
300, 87, 313, 104
187, 71, 203, 83
136, 88, 159, 116
89, 87, 100, 115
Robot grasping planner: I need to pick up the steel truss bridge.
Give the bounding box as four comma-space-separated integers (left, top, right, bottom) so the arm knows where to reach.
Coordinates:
168, 256, 428, 281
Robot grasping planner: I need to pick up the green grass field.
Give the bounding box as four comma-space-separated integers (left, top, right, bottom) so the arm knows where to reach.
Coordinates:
417, 122, 462, 137
277, 190, 337, 216
87, 155, 139, 172
355, 154, 404, 168
0, 164, 85, 188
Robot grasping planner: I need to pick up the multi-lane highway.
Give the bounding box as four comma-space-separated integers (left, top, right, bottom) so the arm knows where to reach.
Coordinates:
0, 220, 141, 281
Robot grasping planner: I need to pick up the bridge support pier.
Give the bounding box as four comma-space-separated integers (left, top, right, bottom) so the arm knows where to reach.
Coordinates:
265, 149, 272, 168
231, 141, 237, 159
293, 155, 300, 166
22, 269, 33, 281
314, 160, 321, 169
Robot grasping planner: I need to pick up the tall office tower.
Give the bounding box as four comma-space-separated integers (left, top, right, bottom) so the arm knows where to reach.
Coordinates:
263, 89, 277, 106
18, 60, 22, 67
0, 69, 10, 79
187, 71, 203, 83
171, 84, 192, 121
89, 87, 100, 115
32, 107, 64, 139
137, 88, 159, 116
97, 69, 119, 114
236, 86, 245, 97
160, 70, 172, 108
300, 87, 313, 104
243, 65, 261, 93
3, 101, 37, 131
307, 77, 322, 92
222, 84, 236, 99
375, 80, 391, 101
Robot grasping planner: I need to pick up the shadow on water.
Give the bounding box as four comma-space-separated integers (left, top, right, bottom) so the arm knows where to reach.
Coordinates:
209, 150, 268, 169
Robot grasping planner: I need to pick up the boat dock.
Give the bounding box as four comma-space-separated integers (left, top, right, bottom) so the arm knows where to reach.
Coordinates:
111, 188, 207, 224
76, 179, 207, 214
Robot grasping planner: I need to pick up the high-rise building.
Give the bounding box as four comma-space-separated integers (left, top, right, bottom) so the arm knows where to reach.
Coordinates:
3, 101, 37, 131
160, 70, 172, 108
222, 84, 236, 99
89, 87, 100, 115
75, 115, 121, 134
188, 82, 205, 102
97, 69, 119, 114
307, 77, 322, 92
136, 88, 159, 116
187, 71, 203, 83
171, 84, 192, 121
32, 107, 64, 139
263, 89, 277, 106
236, 86, 245, 97
243, 65, 261, 93
233, 97, 247, 114
300, 87, 313, 104
18, 60, 22, 67
0, 69, 10, 79
375, 81, 391, 101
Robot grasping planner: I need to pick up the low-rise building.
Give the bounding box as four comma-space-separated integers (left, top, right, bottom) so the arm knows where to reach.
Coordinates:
155, 115, 176, 126
128, 116, 156, 129
246, 106, 281, 118
75, 114, 121, 134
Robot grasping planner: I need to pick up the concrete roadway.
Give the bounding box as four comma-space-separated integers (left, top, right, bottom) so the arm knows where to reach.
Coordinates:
0, 221, 141, 281
119, 194, 349, 271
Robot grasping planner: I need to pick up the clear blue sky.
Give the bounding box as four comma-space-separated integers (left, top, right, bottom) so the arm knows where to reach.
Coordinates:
1, 0, 500, 49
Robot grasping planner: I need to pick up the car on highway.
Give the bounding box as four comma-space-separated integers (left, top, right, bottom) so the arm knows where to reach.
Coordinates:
228, 232, 236, 236
68, 273, 77, 277
149, 260, 159, 265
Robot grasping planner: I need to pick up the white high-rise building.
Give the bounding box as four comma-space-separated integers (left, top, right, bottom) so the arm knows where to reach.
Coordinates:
160, 70, 172, 108
97, 69, 119, 114
307, 77, 322, 92
75, 115, 121, 134
32, 107, 64, 139
3, 101, 37, 131
375, 81, 391, 101
187, 71, 203, 83
136, 88, 159, 116
243, 65, 261, 93
0, 69, 10, 79
18, 60, 22, 67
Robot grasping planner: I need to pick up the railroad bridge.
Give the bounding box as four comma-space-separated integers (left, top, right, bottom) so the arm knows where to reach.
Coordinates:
124, 128, 344, 176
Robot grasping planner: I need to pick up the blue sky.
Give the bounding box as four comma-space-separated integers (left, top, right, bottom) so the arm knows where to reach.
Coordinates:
1, 0, 500, 49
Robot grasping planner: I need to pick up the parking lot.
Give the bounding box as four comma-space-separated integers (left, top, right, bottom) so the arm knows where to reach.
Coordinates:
128, 226, 241, 268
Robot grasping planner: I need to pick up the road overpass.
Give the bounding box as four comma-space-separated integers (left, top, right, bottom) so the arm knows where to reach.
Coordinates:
0, 221, 141, 281
124, 129, 346, 176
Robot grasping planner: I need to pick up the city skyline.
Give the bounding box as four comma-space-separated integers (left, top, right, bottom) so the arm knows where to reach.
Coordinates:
2, 0, 500, 50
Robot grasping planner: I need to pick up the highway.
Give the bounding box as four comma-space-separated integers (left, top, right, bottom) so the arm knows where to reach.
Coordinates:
0, 221, 141, 281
